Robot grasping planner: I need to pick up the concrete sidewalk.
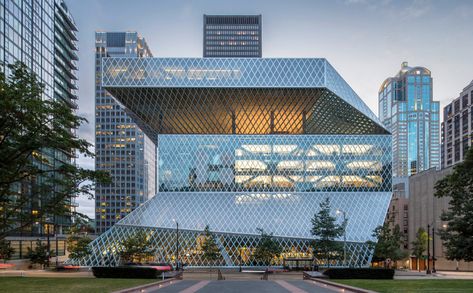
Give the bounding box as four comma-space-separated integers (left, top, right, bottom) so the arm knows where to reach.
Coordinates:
0, 269, 94, 278
395, 270, 473, 280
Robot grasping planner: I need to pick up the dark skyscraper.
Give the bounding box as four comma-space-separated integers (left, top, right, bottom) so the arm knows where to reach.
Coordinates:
203, 15, 262, 58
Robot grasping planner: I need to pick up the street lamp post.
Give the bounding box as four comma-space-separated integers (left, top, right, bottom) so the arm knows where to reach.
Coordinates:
46, 224, 51, 268
336, 209, 347, 267
239, 248, 242, 272
45, 217, 55, 268
432, 226, 436, 273
173, 219, 179, 270
426, 224, 431, 274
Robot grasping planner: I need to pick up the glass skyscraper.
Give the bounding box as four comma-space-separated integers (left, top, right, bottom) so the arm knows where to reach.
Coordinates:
0, 0, 77, 257
203, 15, 262, 58
94, 32, 156, 234
71, 58, 392, 268
379, 62, 440, 178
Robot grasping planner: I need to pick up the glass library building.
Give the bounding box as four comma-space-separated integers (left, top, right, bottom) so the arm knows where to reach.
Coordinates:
74, 58, 392, 267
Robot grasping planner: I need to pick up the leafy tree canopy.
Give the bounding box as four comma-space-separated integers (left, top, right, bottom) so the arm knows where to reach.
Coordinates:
27, 240, 53, 267
0, 62, 110, 238
435, 147, 473, 262
411, 227, 428, 259
367, 222, 407, 264
67, 235, 92, 261
118, 230, 153, 263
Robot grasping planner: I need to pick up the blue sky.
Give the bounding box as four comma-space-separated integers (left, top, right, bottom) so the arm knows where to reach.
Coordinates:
66, 0, 473, 217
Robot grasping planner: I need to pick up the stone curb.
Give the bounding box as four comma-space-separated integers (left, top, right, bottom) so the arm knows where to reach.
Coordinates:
303, 273, 377, 293
112, 272, 183, 293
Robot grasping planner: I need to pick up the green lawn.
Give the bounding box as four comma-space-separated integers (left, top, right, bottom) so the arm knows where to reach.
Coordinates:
334, 279, 473, 293
0, 277, 156, 293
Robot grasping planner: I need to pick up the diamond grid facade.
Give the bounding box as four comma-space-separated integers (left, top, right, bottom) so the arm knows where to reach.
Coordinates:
70, 58, 392, 268
101, 58, 385, 132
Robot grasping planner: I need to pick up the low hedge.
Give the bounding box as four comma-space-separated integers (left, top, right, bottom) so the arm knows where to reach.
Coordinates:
323, 268, 394, 279
92, 266, 161, 278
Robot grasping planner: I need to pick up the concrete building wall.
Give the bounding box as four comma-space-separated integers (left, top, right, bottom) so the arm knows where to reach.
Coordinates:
408, 167, 473, 271
387, 195, 409, 250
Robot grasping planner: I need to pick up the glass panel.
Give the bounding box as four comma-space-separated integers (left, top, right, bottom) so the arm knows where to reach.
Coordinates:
158, 134, 392, 192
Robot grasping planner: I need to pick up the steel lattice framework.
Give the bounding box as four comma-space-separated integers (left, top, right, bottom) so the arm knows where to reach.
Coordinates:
70, 58, 392, 268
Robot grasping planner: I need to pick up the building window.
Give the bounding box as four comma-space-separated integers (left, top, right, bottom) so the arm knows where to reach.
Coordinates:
454, 141, 461, 162
454, 100, 460, 114
462, 95, 469, 108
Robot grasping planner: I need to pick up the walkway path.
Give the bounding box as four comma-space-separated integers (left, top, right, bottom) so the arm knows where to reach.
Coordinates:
148, 280, 342, 293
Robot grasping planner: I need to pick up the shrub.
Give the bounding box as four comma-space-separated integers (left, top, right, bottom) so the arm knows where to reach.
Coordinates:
92, 266, 161, 279
323, 268, 394, 279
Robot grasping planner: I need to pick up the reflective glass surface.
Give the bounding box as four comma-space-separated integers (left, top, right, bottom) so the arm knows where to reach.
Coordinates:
158, 134, 391, 192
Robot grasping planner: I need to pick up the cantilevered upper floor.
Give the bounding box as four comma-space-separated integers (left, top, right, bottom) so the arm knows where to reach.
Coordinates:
101, 58, 389, 137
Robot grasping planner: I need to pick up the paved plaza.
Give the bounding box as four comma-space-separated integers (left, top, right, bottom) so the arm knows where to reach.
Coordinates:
150, 280, 342, 293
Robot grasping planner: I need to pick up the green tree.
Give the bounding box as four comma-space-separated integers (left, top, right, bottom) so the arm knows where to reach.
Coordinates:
27, 240, 53, 268
118, 230, 153, 264
253, 228, 282, 266
201, 225, 221, 265
0, 239, 15, 263
311, 197, 346, 267
435, 147, 473, 262
67, 235, 92, 261
0, 62, 110, 239
367, 222, 407, 267
68, 213, 95, 235
411, 227, 428, 272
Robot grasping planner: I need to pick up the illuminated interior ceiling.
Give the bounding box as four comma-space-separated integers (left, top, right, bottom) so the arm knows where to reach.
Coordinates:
105, 87, 387, 138
101, 58, 389, 139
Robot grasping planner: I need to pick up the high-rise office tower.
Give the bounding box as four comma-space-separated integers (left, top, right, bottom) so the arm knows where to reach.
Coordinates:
441, 80, 473, 168
0, 0, 77, 257
203, 15, 262, 58
94, 32, 156, 234
0, 0, 78, 127
379, 62, 440, 178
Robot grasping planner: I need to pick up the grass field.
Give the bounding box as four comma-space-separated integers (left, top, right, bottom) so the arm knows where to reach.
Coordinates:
0, 277, 156, 293
334, 279, 473, 293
